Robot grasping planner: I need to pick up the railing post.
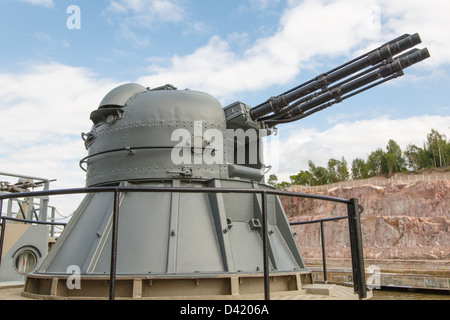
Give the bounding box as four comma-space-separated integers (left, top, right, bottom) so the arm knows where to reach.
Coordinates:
347, 198, 367, 299
38, 181, 50, 222
261, 191, 270, 300
50, 207, 56, 237
109, 189, 120, 300
320, 221, 327, 283
26, 197, 34, 220
0, 200, 4, 268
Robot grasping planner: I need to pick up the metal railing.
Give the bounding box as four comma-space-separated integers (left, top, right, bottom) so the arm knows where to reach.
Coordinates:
289, 200, 366, 299
289, 210, 367, 298
290, 215, 348, 283
0, 208, 67, 274
0, 185, 367, 300
1, 198, 62, 238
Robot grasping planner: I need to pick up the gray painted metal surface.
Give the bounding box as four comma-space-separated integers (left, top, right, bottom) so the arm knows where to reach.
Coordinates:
0, 224, 49, 283
82, 86, 228, 186
38, 180, 305, 276
32, 83, 306, 284
23, 33, 429, 298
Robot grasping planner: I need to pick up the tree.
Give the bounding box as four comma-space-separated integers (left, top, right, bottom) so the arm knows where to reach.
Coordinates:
337, 157, 350, 181
384, 152, 397, 177
367, 148, 386, 176
267, 174, 278, 187
386, 139, 405, 173
328, 157, 350, 182
267, 174, 293, 189
351, 158, 369, 179
276, 181, 292, 189
327, 158, 340, 183
308, 160, 329, 185
404, 144, 423, 171
290, 170, 314, 186
278, 129, 449, 187
426, 129, 449, 168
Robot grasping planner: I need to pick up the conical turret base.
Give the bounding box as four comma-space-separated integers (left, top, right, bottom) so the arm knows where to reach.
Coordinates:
22, 179, 308, 299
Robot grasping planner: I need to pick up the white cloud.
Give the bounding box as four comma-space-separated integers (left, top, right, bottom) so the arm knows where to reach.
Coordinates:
17, 0, 54, 7
374, 0, 450, 68
271, 115, 450, 182
137, 0, 449, 103
0, 63, 122, 217
0, 63, 119, 190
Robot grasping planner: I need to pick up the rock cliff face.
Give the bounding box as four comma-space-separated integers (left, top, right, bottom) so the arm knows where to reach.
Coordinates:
282, 180, 450, 260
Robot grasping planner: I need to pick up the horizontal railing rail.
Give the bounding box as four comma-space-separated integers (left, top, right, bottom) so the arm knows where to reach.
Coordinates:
0, 215, 67, 226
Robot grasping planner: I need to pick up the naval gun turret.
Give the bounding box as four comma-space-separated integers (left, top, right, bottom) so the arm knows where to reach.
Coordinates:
22, 33, 429, 299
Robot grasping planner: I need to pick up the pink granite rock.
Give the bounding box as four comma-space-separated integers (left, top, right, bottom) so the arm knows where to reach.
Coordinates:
283, 180, 450, 260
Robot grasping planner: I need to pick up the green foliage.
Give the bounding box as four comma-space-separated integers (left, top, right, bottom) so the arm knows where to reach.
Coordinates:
367, 148, 386, 176
308, 160, 330, 185
427, 129, 449, 168
266, 174, 292, 189
276, 129, 450, 187
289, 170, 314, 186
267, 174, 278, 187
351, 158, 369, 180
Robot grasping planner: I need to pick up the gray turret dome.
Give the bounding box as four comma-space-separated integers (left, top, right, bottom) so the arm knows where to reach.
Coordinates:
83, 84, 227, 187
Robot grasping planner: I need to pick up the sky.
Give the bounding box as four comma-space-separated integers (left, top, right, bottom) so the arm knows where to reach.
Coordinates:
0, 0, 449, 218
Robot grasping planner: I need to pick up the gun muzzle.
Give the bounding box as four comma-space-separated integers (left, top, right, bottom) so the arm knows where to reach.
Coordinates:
380, 48, 430, 77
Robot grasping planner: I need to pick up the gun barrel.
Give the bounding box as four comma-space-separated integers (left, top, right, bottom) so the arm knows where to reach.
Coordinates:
285, 48, 430, 121
249, 33, 429, 125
